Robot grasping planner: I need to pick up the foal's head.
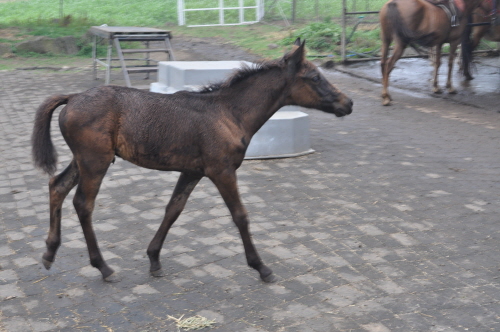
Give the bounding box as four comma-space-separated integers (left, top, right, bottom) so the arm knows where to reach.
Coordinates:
283, 39, 353, 117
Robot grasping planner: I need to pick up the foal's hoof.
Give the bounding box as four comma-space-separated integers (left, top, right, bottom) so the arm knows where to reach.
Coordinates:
259, 266, 277, 283
42, 257, 53, 270
261, 273, 279, 283
101, 266, 118, 282
103, 272, 121, 283
448, 88, 457, 95
433, 88, 443, 94
150, 268, 166, 278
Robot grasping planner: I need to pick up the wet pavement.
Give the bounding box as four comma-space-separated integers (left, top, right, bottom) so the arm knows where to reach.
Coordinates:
337, 55, 500, 111
1, 54, 500, 332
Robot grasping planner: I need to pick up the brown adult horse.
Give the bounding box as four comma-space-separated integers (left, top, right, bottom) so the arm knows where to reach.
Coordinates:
380, 0, 483, 105
31, 40, 353, 283
461, 0, 500, 79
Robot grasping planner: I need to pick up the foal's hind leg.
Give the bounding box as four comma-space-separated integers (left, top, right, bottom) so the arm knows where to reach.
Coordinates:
147, 172, 202, 276
73, 155, 115, 281
210, 171, 275, 283
43, 159, 80, 269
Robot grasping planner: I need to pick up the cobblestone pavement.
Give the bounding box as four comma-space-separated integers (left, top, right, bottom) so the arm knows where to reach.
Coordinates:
1, 65, 500, 332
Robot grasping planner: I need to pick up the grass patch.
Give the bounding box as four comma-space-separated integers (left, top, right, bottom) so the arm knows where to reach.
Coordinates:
0, 0, 177, 27
0, 0, 385, 67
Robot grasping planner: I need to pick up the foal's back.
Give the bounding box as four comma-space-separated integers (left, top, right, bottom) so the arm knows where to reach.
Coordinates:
60, 86, 225, 172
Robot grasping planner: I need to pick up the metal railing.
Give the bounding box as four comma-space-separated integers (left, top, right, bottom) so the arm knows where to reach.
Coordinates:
177, 0, 264, 27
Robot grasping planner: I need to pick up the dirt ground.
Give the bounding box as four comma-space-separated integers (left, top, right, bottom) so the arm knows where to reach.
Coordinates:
170, 35, 263, 62
0, 33, 268, 89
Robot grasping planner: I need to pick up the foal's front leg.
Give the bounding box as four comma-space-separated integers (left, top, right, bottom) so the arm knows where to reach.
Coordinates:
147, 172, 202, 276
210, 171, 275, 283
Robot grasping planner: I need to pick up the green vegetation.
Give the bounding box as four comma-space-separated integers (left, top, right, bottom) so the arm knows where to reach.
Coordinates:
279, 19, 381, 57
280, 22, 342, 53
0, 0, 178, 27
0, 0, 385, 69
0, 0, 387, 26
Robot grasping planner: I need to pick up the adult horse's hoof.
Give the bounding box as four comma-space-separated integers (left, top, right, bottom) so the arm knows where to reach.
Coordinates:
448, 88, 457, 95
382, 99, 391, 106
150, 268, 166, 277
42, 258, 53, 270
433, 88, 443, 94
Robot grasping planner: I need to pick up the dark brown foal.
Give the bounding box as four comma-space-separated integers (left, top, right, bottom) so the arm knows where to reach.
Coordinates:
32, 39, 353, 283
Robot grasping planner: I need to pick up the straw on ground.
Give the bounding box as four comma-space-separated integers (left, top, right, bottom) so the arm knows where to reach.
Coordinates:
167, 314, 216, 331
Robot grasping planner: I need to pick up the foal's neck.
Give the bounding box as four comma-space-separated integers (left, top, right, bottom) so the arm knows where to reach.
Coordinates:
224, 68, 289, 136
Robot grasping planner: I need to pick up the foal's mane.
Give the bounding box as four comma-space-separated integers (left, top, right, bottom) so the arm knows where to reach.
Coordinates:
198, 59, 283, 93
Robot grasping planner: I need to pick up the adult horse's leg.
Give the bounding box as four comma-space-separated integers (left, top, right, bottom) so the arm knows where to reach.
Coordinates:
380, 13, 394, 106
380, 34, 392, 106
381, 40, 407, 106
210, 171, 275, 282
146, 172, 202, 276
73, 155, 115, 281
432, 45, 443, 94
446, 41, 460, 94
42, 159, 80, 269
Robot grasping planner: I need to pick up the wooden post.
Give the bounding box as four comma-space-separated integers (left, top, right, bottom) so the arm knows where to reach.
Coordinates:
59, 0, 64, 20
341, 0, 347, 62
315, 0, 319, 21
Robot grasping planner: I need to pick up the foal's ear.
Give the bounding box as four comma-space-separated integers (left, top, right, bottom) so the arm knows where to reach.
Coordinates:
284, 39, 306, 73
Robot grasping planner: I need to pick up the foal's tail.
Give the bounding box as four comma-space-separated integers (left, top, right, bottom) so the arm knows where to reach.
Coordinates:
386, 1, 436, 47
31, 94, 74, 176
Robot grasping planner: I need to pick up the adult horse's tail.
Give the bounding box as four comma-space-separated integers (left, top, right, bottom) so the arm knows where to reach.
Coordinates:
31, 95, 73, 175
460, 14, 475, 79
386, 1, 436, 47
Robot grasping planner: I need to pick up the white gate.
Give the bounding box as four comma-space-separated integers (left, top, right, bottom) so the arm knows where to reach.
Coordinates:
177, 0, 264, 27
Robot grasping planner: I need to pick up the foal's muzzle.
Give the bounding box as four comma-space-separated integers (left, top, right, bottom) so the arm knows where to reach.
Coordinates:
338, 98, 353, 117
329, 97, 353, 117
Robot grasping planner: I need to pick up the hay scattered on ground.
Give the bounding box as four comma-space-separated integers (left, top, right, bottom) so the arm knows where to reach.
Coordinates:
167, 314, 216, 331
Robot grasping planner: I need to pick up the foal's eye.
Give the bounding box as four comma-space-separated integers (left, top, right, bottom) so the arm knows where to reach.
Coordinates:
311, 75, 321, 83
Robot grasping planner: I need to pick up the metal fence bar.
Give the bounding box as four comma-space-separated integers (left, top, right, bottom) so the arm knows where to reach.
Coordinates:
182, 6, 258, 12
341, 1, 380, 63
345, 10, 379, 15
178, 0, 263, 27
